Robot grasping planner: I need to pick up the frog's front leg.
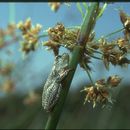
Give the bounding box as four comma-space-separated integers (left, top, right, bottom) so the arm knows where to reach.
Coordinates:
59, 68, 72, 81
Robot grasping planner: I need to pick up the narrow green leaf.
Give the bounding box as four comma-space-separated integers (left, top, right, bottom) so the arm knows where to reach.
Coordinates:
103, 27, 124, 39
83, 61, 94, 86
76, 3, 84, 19
82, 2, 89, 11
97, 3, 107, 19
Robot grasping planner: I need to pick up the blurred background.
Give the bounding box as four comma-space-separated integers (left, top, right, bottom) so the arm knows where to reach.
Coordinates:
0, 2, 130, 129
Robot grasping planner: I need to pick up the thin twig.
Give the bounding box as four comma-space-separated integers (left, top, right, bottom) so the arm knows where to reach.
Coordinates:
0, 36, 20, 50
82, 61, 94, 85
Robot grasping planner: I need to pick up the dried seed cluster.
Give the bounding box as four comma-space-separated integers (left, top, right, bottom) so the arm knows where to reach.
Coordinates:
0, 64, 14, 76
1, 79, 15, 93
43, 23, 79, 55
83, 30, 130, 71
120, 10, 130, 35
48, 2, 61, 12
0, 24, 17, 48
81, 75, 121, 108
48, 2, 70, 12
17, 18, 42, 54
0, 62, 15, 94
80, 10, 130, 72
23, 91, 40, 105
98, 38, 130, 69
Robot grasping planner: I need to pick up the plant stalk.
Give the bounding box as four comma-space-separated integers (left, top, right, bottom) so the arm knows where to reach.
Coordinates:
45, 3, 99, 129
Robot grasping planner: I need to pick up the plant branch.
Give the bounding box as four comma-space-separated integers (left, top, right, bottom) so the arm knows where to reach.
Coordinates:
103, 27, 124, 39
45, 3, 99, 129
82, 61, 94, 85
0, 36, 20, 50
77, 3, 99, 46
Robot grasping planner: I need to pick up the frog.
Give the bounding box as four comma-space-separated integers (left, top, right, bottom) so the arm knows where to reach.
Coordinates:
42, 53, 70, 112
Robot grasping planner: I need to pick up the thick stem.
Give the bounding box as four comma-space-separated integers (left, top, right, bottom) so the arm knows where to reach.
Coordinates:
77, 3, 99, 46
45, 3, 99, 129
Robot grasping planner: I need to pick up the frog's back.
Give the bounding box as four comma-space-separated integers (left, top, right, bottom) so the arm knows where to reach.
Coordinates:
42, 80, 62, 112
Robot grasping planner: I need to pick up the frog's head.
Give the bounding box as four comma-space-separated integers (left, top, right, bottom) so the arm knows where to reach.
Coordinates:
55, 53, 69, 70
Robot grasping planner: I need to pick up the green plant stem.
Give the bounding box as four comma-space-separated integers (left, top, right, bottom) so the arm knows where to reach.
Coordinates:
9, 3, 15, 23
101, 27, 124, 39
67, 26, 80, 29
82, 61, 94, 85
38, 33, 48, 39
45, 3, 99, 129
76, 3, 84, 19
87, 46, 103, 54
94, 27, 124, 42
45, 46, 81, 129
90, 54, 102, 60
77, 3, 99, 46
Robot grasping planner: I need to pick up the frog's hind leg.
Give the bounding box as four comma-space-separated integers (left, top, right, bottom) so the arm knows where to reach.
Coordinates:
48, 83, 62, 112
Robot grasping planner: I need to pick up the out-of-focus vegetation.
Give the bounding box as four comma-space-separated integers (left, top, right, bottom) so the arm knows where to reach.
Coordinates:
0, 83, 130, 129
